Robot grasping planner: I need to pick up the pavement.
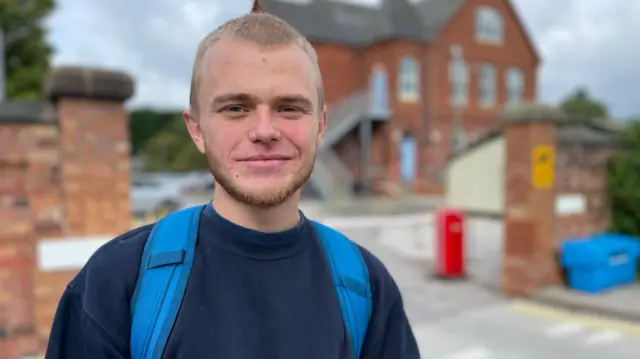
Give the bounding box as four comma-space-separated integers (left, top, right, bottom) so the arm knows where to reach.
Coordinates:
323, 211, 504, 289
327, 212, 640, 359
412, 300, 640, 359
531, 284, 640, 323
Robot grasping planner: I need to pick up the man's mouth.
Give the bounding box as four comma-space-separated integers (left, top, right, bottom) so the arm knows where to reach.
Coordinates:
238, 154, 292, 162
236, 154, 293, 171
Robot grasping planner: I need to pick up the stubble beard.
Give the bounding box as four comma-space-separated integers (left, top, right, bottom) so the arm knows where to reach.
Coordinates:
205, 144, 316, 208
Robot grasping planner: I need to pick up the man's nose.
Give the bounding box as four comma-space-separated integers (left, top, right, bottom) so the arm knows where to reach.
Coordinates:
248, 106, 281, 142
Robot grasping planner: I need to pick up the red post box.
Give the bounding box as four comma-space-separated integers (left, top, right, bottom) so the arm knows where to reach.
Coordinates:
435, 208, 466, 279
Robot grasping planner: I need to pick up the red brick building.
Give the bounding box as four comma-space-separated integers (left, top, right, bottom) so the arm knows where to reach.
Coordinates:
259, 0, 540, 197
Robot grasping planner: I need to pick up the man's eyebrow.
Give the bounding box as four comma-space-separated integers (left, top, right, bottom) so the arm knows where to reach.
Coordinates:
211, 93, 255, 106
275, 95, 312, 106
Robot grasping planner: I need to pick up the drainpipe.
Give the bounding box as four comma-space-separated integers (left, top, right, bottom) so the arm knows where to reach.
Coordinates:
420, 47, 429, 185
360, 119, 372, 194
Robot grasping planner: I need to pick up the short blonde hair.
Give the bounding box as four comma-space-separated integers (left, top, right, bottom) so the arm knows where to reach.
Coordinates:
189, 12, 324, 112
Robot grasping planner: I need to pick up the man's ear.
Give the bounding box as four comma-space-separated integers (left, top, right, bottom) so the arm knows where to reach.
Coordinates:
183, 108, 206, 154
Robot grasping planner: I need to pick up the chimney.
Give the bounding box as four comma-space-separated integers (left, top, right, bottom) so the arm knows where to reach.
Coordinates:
251, 0, 265, 12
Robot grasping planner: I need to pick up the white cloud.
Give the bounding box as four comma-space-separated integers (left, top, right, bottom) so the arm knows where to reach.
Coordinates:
45, 0, 640, 117
513, 0, 640, 118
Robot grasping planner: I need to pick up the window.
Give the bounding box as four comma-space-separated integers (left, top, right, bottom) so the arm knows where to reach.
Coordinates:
505, 67, 524, 105
478, 63, 496, 106
449, 46, 468, 106
397, 56, 419, 101
475, 6, 503, 43
370, 63, 389, 114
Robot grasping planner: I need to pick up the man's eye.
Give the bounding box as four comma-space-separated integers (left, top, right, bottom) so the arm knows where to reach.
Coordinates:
279, 106, 298, 112
225, 105, 247, 112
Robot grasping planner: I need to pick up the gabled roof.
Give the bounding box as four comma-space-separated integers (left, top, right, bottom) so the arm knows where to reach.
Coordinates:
259, 0, 465, 46
414, 0, 466, 41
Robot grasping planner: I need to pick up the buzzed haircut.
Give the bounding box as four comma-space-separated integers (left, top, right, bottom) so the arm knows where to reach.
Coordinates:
188, 12, 325, 113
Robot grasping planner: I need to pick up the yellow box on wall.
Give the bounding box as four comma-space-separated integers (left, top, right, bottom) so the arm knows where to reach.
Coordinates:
531, 145, 555, 189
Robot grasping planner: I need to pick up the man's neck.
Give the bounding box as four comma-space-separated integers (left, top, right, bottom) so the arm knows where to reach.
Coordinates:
211, 188, 301, 233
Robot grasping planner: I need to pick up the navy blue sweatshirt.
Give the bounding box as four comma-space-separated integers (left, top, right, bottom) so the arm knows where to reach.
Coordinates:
44, 204, 420, 358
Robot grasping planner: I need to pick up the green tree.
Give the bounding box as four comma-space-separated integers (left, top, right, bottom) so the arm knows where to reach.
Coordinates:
0, 0, 56, 100
141, 115, 208, 172
128, 109, 180, 154
607, 120, 640, 236
560, 88, 609, 121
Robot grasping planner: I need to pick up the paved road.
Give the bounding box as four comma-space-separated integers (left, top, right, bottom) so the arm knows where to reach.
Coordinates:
339, 220, 640, 359
412, 301, 640, 359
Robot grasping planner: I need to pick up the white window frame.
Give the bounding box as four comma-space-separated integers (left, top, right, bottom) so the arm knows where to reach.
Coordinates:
475, 6, 503, 43
478, 63, 496, 107
449, 56, 468, 107
397, 56, 420, 101
505, 67, 524, 105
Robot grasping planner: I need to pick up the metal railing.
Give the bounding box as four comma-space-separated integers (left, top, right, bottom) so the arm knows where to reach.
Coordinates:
321, 150, 354, 195
308, 156, 335, 200
310, 88, 391, 200
321, 90, 369, 151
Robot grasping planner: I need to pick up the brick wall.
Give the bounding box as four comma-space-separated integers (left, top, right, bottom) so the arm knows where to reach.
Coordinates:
315, 43, 363, 107
0, 119, 61, 357
0, 66, 135, 358
555, 142, 619, 243
0, 157, 37, 358
495, 105, 622, 297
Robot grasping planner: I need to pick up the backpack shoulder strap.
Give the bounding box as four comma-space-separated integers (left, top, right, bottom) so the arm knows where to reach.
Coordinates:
312, 220, 372, 358
130, 205, 205, 359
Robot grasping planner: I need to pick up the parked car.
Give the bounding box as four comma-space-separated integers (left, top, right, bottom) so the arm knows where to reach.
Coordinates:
131, 175, 185, 216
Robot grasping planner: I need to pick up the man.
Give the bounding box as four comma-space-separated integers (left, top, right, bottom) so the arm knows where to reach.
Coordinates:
44, 12, 420, 359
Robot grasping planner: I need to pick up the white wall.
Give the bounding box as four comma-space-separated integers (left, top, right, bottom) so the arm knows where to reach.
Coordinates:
445, 136, 505, 214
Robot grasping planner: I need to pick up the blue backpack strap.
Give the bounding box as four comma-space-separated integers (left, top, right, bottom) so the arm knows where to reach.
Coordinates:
130, 205, 205, 359
312, 220, 372, 358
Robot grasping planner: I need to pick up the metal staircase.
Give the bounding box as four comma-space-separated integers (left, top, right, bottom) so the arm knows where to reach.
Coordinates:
306, 90, 390, 200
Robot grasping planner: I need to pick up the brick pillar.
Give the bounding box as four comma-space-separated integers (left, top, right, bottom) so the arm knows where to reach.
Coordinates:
44, 67, 135, 237
500, 104, 567, 297
29, 67, 135, 354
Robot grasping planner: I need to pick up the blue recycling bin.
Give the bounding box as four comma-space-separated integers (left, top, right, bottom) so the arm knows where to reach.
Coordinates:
560, 233, 640, 294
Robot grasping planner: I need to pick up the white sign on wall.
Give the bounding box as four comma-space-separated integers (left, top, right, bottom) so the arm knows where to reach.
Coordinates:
555, 194, 587, 216
37, 236, 112, 272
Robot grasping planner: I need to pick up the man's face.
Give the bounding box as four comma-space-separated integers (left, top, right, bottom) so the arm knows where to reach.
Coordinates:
184, 35, 326, 207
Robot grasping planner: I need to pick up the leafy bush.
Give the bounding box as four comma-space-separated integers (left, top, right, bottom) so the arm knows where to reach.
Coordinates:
606, 121, 640, 279
607, 121, 640, 237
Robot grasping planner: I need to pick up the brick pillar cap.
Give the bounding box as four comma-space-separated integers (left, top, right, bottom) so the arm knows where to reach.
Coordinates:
44, 66, 135, 102
498, 103, 568, 125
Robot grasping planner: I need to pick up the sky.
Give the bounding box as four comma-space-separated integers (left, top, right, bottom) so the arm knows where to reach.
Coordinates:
44, 0, 640, 119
